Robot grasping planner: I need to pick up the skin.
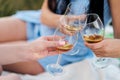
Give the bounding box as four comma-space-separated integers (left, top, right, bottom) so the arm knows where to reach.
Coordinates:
41, 0, 61, 27
2, 0, 70, 75
0, 0, 104, 75
0, 36, 65, 80
109, 0, 120, 38
1, 0, 62, 75
0, 36, 64, 65
0, 17, 27, 42
85, 0, 120, 58
85, 39, 120, 58
59, 15, 86, 36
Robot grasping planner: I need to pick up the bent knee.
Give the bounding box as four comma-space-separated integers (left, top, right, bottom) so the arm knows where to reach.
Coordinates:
27, 68, 44, 75
3, 61, 45, 75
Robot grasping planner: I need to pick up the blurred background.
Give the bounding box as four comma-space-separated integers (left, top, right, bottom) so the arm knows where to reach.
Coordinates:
1, 0, 119, 80
0, 0, 113, 37
0, 0, 43, 17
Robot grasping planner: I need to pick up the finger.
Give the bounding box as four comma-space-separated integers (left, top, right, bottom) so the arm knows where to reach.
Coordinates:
33, 53, 44, 60
96, 54, 108, 57
79, 14, 87, 20
48, 51, 64, 56
47, 47, 56, 51
48, 47, 66, 54
44, 35, 64, 41
85, 42, 103, 50
53, 35, 65, 41
59, 20, 77, 36
60, 27, 75, 36
45, 40, 65, 47
47, 51, 58, 56
93, 50, 107, 57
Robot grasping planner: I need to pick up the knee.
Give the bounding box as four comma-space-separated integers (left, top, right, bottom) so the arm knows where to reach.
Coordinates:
21, 63, 45, 75
27, 68, 44, 75
3, 61, 45, 75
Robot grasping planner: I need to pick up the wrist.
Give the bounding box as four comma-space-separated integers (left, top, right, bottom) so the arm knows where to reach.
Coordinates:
21, 42, 41, 61
17, 43, 32, 62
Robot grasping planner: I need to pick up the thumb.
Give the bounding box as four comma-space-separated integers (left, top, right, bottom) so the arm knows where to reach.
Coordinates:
45, 41, 65, 47
85, 42, 103, 50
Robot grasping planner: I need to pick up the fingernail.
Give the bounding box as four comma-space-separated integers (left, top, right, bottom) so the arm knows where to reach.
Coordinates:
59, 41, 65, 46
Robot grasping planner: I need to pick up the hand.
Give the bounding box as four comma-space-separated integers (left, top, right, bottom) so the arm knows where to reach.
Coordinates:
24, 36, 65, 61
59, 14, 86, 36
85, 39, 120, 58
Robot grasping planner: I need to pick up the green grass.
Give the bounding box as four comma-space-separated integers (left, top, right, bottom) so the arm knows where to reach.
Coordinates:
105, 33, 114, 38
0, 0, 43, 17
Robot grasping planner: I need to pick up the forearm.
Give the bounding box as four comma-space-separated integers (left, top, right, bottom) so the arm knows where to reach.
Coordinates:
40, 0, 61, 28
0, 43, 28, 65
41, 11, 61, 28
109, 0, 120, 38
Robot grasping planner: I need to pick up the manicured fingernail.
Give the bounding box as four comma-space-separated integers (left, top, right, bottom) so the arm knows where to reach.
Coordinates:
59, 41, 65, 45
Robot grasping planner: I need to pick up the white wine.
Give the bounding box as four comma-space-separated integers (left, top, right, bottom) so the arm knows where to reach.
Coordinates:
84, 35, 103, 43
64, 25, 82, 32
57, 43, 73, 51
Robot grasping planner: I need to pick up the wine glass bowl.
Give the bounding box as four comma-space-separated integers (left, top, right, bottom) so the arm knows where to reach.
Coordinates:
56, 41, 73, 51
81, 13, 111, 69
59, 14, 87, 55
47, 28, 78, 76
82, 13, 105, 40
83, 34, 103, 43
54, 28, 78, 52
65, 2, 87, 15
59, 1, 87, 36
47, 2, 88, 75
60, 14, 86, 34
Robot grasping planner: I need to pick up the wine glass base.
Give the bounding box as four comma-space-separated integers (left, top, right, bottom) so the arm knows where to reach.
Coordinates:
92, 58, 111, 69
46, 64, 65, 76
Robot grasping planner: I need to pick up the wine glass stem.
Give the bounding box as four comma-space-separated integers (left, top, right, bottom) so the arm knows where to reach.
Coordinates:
56, 54, 62, 65
89, 60, 102, 80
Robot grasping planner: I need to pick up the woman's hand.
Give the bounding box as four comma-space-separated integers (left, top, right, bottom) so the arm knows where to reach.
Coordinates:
59, 15, 86, 36
85, 39, 120, 58
24, 36, 65, 61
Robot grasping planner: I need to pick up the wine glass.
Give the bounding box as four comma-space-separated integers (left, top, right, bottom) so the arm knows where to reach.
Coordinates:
47, 2, 87, 76
59, 2, 87, 55
47, 28, 78, 76
64, 2, 87, 16
81, 13, 111, 69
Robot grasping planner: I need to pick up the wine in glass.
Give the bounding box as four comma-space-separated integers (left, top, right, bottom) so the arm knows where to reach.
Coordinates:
59, 2, 87, 55
47, 28, 78, 76
81, 13, 111, 69
47, 2, 87, 75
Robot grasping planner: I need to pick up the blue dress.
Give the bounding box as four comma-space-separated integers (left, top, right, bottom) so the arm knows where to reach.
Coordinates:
12, 0, 111, 70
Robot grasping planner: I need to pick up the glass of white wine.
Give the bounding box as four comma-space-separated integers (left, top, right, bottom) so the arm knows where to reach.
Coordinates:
81, 13, 111, 69
47, 2, 87, 76
59, 2, 87, 55
46, 28, 78, 76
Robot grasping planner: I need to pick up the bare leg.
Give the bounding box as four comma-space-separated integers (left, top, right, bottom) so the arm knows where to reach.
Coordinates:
0, 16, 27, 77
2, 41, 45, 75
0, 17, 44, 75
3, 61, 44, 75
0, 17, 27, 42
